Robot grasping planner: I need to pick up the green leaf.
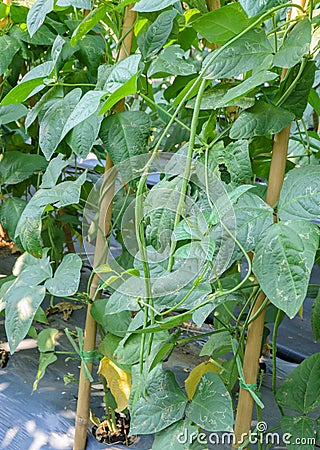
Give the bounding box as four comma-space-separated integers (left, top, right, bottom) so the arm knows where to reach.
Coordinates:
192, 3, 249, 45
44, 254, 82, 297
239, 0, 287, 17
0, 35, 20, 75
133, 0, 178, 12
174, 237, 215, 260
308, 88, 320, 116
70, 5, 108, 47
233, 192, 274, 254
203, 28, 273, 80
0, 198, 27, 240
61, 90, 104, 140
311, 290, 320, 342
230, 101, 294, 139
152, 419, 206, 450
91, 302, 131, 337
280, 416, 315, 450
66, 113, 102, 158
99, 111, 151, 174
199, 331, 232, 358
276, 352, 320, 414
221, 70, 278, 105
280, 60, 316, 119
5, 283, 46, 353
27, 0, 54, 37
75, 35, 105, 75
186, 372, 233, 431
130, 369, 188, 434
99, 54, 141, 114
148, 45, 198, 78
40, 154, 71, 189
39, 88, 82, 160
138, 10, 177, 59
12, 250, 53, 284
0, 151, 48, 186
253, 220, 319, 318
145, 177, 182, 251
33, 306, 48, 324
278, 166, 320, 222
0, 104, 28, 125
33, 352, 57, 391
274, 19, 311, 68
25, 86, 64, 129
37, 328, 59, 352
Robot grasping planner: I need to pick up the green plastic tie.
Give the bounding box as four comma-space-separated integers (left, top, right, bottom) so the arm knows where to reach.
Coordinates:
65, 327, 98, 382
232, 339, 265, 409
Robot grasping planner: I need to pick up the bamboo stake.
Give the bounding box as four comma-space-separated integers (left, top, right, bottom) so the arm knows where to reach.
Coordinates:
232, 2, 306, 448
73, 5, 136, 450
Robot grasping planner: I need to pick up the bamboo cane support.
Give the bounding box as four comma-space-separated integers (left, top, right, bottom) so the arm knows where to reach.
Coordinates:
232, 2, 306, 447
73, 5, 136, 450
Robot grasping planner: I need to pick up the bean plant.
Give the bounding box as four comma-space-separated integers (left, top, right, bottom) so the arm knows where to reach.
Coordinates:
0, 0, 320, 449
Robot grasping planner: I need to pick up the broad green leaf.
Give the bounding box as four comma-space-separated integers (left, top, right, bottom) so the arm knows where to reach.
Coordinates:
145, 177, 182, 251
280, 416, 315, 450
104, 276, 146, 314
240, 0, 287, 17
200, 331, 232, 358
274, 19, 311, 68
33, 352, 57, 391
0, 279, 16, 312
311, 290, 320, 342
27, 0, 54, 37
11, 22, 56, 46
187, 85, 255, 110
276, 353, 320, 414
138, 10, 177, 59
0, 151, 48, 186
253, 220, 319, 318
40, 154, 71, 189
0, 35, 20, 75
12, 250, 53, 284
308, 88, 320, 116
0, 198, 27, 240
278, 166, 320, 221
39, 88, 82, 160
61, 90, 104, 140
202, 29, 273, 80
148, 45, 198, 78
230, 101, 294, 139
91, 302, 131, 337
280, 60, 316, 119
15, 173, 86, 257
99, 333, 131, 372
1, 79, 45, 106
152, 419, 207, 450
66, 113, 102, 158
99, 111, 151, 170
186, 372, 233, 431
192, 3, 249, 45
133, 0, 178, 12
33, 306, 48, 324
174, 237, 215, 261
75, 35, 105, 75
99, 54, 141, 114
5, 282, 46, 353
174, 213, 209, 241
25, 86, 64, 129
221, 70, 278, 105
70, 5, 108, 47
51, 35, 65, 65
233, 192, 274, 254
37, 328, 59, 352
130, 369, 188, 434
1, 61, 54, 105
0, 104, 28, 125
44, 254, 82, 297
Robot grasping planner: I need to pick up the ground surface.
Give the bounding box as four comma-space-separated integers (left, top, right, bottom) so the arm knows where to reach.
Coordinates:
0, 251, 319, 449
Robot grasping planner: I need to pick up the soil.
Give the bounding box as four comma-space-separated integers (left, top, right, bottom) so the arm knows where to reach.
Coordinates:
92, 413, 136, 446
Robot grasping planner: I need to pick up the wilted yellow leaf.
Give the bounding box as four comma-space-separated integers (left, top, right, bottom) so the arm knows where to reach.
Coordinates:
185, 360, 222, 400
298, 305, 303, 319
98, 357, 131, 412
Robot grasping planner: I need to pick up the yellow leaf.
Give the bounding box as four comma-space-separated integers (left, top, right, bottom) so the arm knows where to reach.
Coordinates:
98, 357, 131, 412
185, 360, 222, 400
298, 305, 303, 319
